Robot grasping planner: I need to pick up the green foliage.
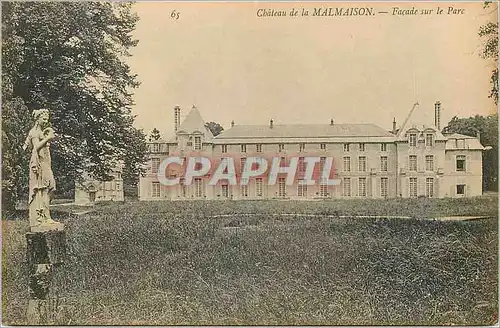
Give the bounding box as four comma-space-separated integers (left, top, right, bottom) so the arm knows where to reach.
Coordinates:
443, 114, 498, 191
148, 128, 161, 141
1, 2, 147, 208
2, 198, 498, 325
479, 5, 498, 104
205, 121, 224, 137
1, 97, 30, 211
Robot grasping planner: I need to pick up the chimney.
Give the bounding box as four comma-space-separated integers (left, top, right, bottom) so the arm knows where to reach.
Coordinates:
330, 119, 334, 126
434, 101, 441, 131
231, 120, 235, 127
392, 117, 397, 133
174, 105, 181, 132
270, 119, 274, 129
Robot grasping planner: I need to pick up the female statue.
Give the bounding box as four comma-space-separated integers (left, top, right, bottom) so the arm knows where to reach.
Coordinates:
23, 109, 58, 228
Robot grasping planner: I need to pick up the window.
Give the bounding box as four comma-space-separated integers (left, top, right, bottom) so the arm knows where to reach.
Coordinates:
425, 155, 434, 171
298, 180, 307, 197
381, 143, 387, 152
298, 157, 306, 172
343, 157, 351, 172
241, 144, 246, 152
358, 156, 366, 172
221, 184, 229, 197
319, 181, 328, 197
222, 145, 228, 153
358, 178, 366, 197
278, 178, 286, 197
241, 185, 248, 197
194, 136, 202, 150
151, 158, 160, 174
342, 178, 351, 197
409, 133, 417, 147
409, 178, 417, 198
425, 134, 434, 147
256, 144, 262, 152
359, 143, 365, 152
380, 156, 388, 172
152, 143, 161, 153
456, 155, 466, 171
278, 144, 285, 152
179, 178, 186, 197
381, 177, 388, 198
299, 143, 306, 152
409, 155, 417, 171
343, 143, 350, 152
320, 143, 326, 150
256, 178, 263, 197
151, 182, 160, 198
116, 181, 121, 191
456, 184, 466, 195
426, 178, 434, 198
194, 178, 203, 197
240, 158, 246, 173
319, 157, 326, 172
280, 156, 286, 166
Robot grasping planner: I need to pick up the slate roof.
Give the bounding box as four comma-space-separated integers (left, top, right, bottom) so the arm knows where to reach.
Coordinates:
177, 107, 214, 138
164, 106, 214, 143
444, 133, 485, 150
215, 123, 394, 140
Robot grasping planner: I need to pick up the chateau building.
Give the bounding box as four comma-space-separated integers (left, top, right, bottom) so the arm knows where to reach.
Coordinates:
138, 103, 486, 200
74, 163, 124, 204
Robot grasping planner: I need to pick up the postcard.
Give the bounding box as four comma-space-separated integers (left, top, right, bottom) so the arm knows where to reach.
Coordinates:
2, 1, 498, 326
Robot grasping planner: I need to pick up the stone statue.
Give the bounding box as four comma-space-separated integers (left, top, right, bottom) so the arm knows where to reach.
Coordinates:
23, 109, 62, 231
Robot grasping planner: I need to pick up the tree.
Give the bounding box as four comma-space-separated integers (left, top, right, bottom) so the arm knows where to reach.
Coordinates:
443, 114, 498, 191
479, 2, 498, 104
148, 128, 161, 141
1, 2, 147, 211
205, 121, 224, 137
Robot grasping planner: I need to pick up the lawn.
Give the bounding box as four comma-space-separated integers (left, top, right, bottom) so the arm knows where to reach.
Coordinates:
2, 196, 498, 325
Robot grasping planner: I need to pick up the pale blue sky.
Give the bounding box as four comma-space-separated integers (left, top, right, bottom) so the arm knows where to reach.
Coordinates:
127, 2, 497, 137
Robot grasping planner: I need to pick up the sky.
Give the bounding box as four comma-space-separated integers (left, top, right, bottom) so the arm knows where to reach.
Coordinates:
127, 2, 498, 137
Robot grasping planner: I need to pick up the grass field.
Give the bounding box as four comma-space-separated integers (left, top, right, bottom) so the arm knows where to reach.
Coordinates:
2, 196, 498, 325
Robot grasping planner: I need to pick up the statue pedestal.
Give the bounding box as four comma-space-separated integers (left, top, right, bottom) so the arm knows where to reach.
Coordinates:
26, 225, 66, 324
30, 222, 65, 233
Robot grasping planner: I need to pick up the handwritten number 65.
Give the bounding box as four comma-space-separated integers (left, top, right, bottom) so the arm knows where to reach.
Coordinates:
171, 10, 180, 20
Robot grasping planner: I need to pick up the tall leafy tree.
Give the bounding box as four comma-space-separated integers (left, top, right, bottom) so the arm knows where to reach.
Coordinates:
2, 2, 147, 211
205, 121, 224, 137
480, 2, 498, 104
443, 114, 498, 191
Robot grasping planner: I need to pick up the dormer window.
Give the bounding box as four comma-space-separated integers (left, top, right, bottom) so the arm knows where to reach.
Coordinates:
425, 134, 434, 147
194, 136, 202, 150
409, 133, 417, 147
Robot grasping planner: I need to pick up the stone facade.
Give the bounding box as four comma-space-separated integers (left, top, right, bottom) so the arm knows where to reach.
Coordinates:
74, 164, 124, 204
138, 103, 485, 201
